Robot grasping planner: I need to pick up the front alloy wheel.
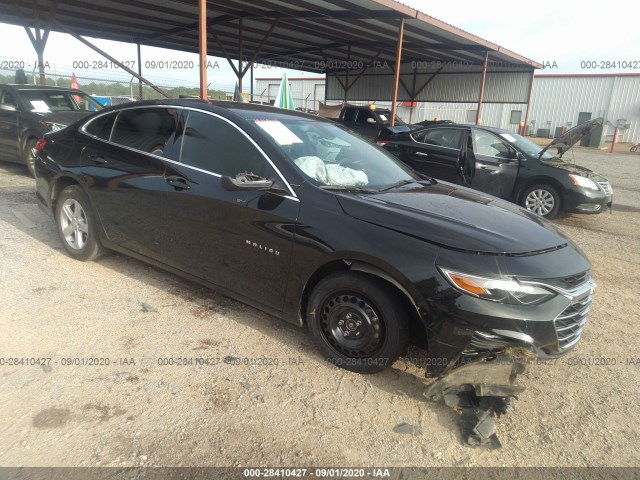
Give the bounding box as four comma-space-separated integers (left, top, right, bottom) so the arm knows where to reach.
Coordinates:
307, 272, 409, 374
521, 184, 560, 219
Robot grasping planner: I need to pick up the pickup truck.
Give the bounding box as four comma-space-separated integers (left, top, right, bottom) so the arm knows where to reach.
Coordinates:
322, 104, 416, 140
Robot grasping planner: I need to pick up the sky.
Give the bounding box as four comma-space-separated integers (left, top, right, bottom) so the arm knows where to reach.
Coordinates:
0, 0, 637, 93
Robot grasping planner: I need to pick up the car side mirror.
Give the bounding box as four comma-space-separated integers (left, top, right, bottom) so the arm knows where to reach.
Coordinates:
0, 104, 17, 112
506, 149, 523, 161
366, 117, 377, 124
221, 173, 274, 191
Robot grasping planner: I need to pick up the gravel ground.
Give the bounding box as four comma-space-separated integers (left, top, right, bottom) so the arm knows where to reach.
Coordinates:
0, 149, 638, 469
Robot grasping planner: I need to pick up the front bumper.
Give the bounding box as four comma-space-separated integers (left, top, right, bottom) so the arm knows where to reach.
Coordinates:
564, 182, 613, 214
423, 248, 595, 377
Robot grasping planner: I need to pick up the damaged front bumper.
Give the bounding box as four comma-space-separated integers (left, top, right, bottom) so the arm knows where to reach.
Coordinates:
419, 273, 595, 448
424, 352, 528, 449
423, 275, 595, 378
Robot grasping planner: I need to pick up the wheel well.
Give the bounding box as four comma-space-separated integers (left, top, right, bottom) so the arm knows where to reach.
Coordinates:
51, 176, 80, 212
514, 178, 565, 208
300, 260, 428, 348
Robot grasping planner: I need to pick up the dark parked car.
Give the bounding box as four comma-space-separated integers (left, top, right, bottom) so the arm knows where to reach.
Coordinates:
415, 119, 454, 127
331, 104, 416, 140
378, 119, 613, 219
34, 100, 594, 379
0, 84, 103, 176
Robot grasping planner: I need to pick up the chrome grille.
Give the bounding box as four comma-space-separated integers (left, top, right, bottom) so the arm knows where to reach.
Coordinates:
597, 181, 613, 196
555, 291, 592, 351
470, 332, 514, 350
527, 271, 590, 291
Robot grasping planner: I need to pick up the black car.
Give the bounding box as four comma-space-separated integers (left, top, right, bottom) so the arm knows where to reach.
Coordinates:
333, 105, 416, 140
415, 119, 454, 127
378, 119, 613, 219
34, 100, 594, 379
0, 84, 103, 176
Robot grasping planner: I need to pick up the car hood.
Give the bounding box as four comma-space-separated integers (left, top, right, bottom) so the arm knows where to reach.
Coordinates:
539, 160, 607, 182
336, 182, 572, 255
539, 117, 603, 158
34, 110, 91, 126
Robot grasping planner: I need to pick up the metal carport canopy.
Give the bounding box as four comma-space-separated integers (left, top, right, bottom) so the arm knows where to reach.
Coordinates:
1, 0, 542, 123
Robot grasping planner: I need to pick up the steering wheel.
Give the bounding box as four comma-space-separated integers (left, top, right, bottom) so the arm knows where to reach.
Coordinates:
335, 149, 363, 168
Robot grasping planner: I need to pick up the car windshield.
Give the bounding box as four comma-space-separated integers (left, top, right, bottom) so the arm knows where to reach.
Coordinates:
18, 90, 104, 112
237, 111, 419, 190
497, 131, 555, 161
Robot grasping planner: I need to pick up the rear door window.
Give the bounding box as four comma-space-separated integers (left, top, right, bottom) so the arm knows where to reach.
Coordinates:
342, 108, 356, 122
415, 128, 463, 149
84, 113, 118, 140
110, 107, 183, 159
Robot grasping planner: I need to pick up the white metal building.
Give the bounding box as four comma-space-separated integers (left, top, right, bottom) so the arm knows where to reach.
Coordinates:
256, 74, 640, 143
254, 77, 326, 112
527, 74, 640, 143
415, 74, 640, 143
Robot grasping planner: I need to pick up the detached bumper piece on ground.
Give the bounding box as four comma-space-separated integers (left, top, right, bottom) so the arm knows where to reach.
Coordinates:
424, 353, 527, 449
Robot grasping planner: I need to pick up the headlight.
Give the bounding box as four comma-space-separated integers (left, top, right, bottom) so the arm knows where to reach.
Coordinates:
569, 174, 599, 191
46, 122, 66, 132
439, 267, 556, 305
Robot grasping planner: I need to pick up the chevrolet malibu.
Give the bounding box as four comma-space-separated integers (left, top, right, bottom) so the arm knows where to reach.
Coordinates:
34, 100, 594, 377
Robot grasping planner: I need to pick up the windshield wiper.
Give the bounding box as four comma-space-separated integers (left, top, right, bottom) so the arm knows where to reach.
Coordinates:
378, 179, 419, 192
320, 185, 377, 193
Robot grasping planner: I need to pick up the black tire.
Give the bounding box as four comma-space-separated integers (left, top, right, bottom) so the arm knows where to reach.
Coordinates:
55, 185, 106, 261
306, 272, 409, 374
24, 138, 38, 177
520, 183, 561, 219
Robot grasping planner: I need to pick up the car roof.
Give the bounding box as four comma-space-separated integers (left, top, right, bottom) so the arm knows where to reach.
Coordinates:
94, 98, 324, 121
348, 106, 391, 111
2, 84, 85, 93
416, 123, 515, 135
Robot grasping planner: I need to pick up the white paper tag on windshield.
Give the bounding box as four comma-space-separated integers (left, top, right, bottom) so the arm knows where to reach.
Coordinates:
29, 100, 50, 113
255, 120, 303, 145
500, 133, 517, 143
379, 114, 388, 121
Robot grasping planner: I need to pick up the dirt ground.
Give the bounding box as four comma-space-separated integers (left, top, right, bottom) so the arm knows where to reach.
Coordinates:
0, 149, 638, 469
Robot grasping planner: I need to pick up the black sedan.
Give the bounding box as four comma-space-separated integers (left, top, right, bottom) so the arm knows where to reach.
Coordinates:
378, 119, 613, 219
0, 84, 103, 176
34, 100, 594, 378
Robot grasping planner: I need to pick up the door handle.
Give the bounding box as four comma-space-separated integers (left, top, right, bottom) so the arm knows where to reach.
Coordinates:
89, 154, 107, 164
477, 163, 489, 169
416, 152, 429, 157
165, 175, 190, 190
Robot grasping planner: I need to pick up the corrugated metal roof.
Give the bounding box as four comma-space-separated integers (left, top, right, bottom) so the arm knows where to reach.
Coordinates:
0, 0, 541, 73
